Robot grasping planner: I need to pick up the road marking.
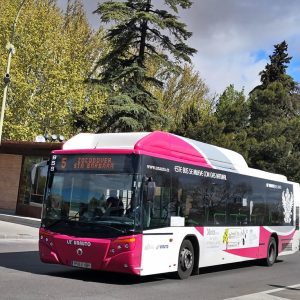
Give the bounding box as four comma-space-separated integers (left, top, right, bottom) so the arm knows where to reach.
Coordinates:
224, 283, 300, 300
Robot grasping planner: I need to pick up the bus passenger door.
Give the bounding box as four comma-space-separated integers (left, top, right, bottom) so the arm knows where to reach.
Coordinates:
140, 174, 177, 275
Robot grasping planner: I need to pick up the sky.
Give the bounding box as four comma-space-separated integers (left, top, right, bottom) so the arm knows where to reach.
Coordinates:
58, 0, 300, 96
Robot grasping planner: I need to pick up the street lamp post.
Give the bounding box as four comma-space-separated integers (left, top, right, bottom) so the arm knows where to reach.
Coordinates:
0, 0, 27, 145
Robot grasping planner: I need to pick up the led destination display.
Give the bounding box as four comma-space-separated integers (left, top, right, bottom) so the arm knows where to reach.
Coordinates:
50, 154, 135, 173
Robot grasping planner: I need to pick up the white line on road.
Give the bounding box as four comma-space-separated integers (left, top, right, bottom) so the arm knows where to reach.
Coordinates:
224, 283, 300, 300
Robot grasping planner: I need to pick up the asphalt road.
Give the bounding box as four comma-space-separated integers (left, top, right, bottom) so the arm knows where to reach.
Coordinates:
0, 240, 300, 300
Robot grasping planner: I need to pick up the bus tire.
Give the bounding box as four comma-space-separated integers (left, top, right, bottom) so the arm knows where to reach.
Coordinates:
177, 239, 194, 279
263, 237, 277, 266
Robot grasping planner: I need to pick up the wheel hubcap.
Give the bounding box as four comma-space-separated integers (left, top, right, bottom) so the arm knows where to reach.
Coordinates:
180, 248, 193, 270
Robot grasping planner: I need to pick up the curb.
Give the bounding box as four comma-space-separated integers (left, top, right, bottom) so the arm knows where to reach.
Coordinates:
0, 234, 38, 240
0, 214, 40, 228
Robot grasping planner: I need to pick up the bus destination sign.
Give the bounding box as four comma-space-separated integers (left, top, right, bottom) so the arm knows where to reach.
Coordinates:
51, 154, 134, 173
73, 157, 113, 170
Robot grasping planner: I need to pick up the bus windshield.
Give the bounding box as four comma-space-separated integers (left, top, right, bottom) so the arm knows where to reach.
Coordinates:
42, 172, 141, 238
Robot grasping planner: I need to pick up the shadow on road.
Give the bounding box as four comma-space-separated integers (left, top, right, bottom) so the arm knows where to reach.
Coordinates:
0, 250, 284, 285
197, 258, 283, 275
0, 250, 169, 285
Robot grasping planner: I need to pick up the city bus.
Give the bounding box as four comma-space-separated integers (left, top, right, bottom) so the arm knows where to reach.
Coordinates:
39, 131, 300, 279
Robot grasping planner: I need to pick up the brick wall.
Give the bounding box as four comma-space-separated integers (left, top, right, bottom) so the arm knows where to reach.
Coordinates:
0, 154, 22, 211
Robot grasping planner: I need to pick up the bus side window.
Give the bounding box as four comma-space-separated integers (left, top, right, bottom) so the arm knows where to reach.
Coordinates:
143, 174, 171, 229
214, 213, 226, 225
249, 196, 265, 225
228, 196, 249, 226
206, 182, 226, 226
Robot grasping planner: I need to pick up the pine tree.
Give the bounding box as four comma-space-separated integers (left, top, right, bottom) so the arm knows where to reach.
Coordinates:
259, 41, 294, 90
247, 41, 300, 182
249, 41, 299, 126
92, 0, 197, 132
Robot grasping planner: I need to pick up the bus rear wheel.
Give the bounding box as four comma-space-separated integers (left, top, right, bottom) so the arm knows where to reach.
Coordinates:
177, 239, 194, 279
263, 237, 277, 266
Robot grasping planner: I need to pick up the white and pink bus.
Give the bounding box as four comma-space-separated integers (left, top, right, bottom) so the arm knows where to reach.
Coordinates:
39, 131, 300, 279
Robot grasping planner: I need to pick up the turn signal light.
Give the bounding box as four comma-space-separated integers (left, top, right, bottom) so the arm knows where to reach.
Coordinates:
114, 237, 136, 243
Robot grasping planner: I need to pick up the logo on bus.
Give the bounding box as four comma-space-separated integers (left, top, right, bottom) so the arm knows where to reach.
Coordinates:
76, 248, 83, 256
282, 188, 294, 223
156, 244, 169, 250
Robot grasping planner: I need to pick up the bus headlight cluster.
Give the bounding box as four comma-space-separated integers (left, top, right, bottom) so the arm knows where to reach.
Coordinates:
108, 237, 136, 257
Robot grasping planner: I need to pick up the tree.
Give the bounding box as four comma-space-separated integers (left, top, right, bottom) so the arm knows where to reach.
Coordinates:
152, 64, 211, 132
249, 81, 299, 127
258, 41, 294, 90
64, 0, 109, 134
249, 41, 299, 126
92, 0, 197, 132
247, 41, 300, 182
0, 0, 106, 141
178, 110, 226, 146
248, 120, 293, 173
215, 84, 249, 134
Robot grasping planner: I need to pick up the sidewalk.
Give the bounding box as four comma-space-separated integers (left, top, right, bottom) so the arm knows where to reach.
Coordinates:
0, 213, 40, 228
0, 213, 40, 240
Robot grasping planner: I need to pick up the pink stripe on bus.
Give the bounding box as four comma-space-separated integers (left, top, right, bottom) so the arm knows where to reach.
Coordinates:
53, 149, 133, 155
195, 227, 204, 236
53, 131, 213, 168
135, 131, 212, 168
224, 227, 296, 259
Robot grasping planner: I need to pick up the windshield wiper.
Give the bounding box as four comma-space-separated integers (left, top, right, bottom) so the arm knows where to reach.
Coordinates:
92, 222, 127, 234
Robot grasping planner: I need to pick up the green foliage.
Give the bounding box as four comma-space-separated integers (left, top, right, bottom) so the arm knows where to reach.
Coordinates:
180, 113, 226, 145
216, 84, 249, 134
247, 121, 300, 183
258, 41, 294, 90
249, 81, 297, 127
246, 41, 300, 182
97, 94, 158, 132
176, 84, 249, 158
249, 41, 299, 126
92, 0, 197, 132
0, 0, 106, 141
154, 64, 211, 131
249, 121, 291, 168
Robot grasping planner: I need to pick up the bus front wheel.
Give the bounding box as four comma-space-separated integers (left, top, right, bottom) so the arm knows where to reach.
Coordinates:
177, 239, 194, 279
263, 237, 277, 266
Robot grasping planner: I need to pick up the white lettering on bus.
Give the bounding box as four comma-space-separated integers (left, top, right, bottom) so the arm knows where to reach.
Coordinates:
66, 240, 91, 247
174, 165, 227, 181
266, 183, 282, 189
147, 165, 170, 173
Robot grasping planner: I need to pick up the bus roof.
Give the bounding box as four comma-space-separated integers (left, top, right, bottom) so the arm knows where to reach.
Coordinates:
61, 131, 287, 182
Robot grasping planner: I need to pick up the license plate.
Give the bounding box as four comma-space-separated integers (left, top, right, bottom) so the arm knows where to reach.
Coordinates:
72, 261, 92, 269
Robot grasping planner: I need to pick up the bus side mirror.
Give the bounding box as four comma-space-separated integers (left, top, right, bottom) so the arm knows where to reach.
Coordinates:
31, 165, 37, 185
30, 160, 47, 185
147, 181, 156, 202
